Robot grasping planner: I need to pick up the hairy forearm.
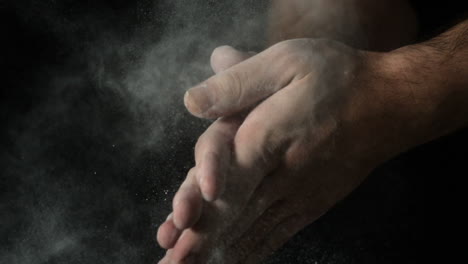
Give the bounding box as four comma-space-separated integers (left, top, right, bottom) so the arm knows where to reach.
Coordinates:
371, 20, 468, 159
268, 0, 418, 51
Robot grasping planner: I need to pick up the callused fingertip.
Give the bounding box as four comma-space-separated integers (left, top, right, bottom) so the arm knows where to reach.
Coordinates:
158, 219, 182, 250
184, 84, 213, 117
183, 90, 197, 113
172, 190, 203, 230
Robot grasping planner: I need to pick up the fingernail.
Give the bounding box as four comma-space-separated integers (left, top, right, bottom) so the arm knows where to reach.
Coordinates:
166, 212, 173, 221
184, 84, 214, 116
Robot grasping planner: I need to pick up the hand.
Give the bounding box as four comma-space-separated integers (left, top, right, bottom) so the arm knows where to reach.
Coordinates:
158, 39, 403, 263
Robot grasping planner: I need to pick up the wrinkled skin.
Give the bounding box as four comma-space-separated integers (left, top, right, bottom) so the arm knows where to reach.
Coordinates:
157, 39, 399, 264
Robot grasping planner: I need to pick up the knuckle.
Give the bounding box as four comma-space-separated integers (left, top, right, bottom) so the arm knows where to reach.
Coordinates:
215, 71, 243, 105
270, 39, 307, 56
269, 39, 295, 53
268, 40, 311, 79
235, 120, 279, 167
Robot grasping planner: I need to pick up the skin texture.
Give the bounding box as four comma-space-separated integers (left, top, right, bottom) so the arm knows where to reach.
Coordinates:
156, 1, 468, 263
160, 38, 386, 264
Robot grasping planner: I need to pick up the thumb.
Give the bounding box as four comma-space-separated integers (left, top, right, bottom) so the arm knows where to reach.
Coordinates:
184, 43, 295, 119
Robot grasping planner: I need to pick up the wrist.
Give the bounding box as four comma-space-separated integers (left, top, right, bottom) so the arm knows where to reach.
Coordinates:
359, 43, 467, 162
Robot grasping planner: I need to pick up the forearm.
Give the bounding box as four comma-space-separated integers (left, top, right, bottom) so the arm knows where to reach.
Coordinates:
268, 0, 419, 51
370, 20, 468, 159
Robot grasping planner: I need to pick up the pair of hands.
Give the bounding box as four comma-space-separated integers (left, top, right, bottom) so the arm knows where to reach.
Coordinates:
157, 38, 403, 264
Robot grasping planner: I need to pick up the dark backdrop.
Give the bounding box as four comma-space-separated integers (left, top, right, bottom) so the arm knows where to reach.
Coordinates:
1, 1, 466, 263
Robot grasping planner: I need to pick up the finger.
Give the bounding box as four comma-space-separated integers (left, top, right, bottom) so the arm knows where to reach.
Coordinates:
194, 116, 243, 201
196, 45, 253, 200
172, 168, 203, 230
214, 102, 292, 227
170, 225, 206, 262
157, 256, 168, 264
243, 214, 309, 264
184, 41, 298, 119
194, 45, 254, 201
157, 213, 181, 249
157, 249, 172, 264
210, 45, 256, 74
223, 79, 322, 248
170, 200, 228, 263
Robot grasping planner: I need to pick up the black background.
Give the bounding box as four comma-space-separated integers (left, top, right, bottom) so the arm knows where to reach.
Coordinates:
1, 0, 467, 263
